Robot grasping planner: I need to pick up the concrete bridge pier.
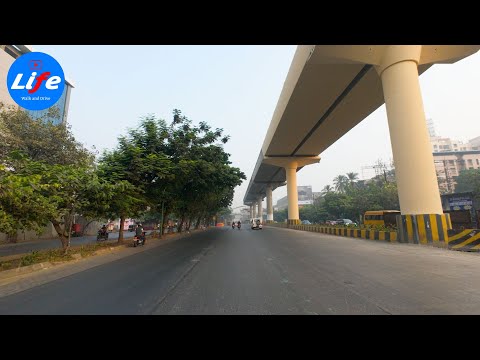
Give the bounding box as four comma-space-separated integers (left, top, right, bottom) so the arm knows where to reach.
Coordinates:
376, 45, 450, 244
257, 196, 264, 223
264, 156, 320, 226
266, 185, 274, 223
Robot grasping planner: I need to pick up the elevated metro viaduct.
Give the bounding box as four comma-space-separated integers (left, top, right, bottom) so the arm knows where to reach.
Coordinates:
243, 45, 480, 242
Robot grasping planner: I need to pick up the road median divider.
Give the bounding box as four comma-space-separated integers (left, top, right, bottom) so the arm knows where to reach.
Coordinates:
267, 223, 398, 242
267, 223, 480, 253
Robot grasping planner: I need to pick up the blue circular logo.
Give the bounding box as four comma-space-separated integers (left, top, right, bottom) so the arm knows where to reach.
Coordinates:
7, 51, 65, 111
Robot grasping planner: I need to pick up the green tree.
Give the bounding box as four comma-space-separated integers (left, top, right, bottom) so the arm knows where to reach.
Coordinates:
333, 175, 348, 193
346, 172, 359, 188
0, 103, 98, 245
321, 185, 333, 195
274, 208, 288, 223
0, 153, 112, 251
98, 136, 168, 242
99, 110, 245, 236
455, 169, 480, 199
0, 103, 94, 167
0, 158, 56, 240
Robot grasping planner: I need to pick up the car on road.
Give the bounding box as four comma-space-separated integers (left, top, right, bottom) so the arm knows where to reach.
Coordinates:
335, 219, 357, 226
301, 220, 312, 225
251, 218, 263, 230
325, 220, 337, 225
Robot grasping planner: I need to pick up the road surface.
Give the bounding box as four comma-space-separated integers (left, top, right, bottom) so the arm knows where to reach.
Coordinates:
1, 226, 480, 314
0, 231, 152, 257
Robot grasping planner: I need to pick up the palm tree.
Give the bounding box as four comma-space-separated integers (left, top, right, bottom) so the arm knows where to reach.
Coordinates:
333, 175, 348, 193
346, 172, 359, 188
321, 184, 333, 195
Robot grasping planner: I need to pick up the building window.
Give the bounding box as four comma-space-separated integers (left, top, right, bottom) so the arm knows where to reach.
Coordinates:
468, 159, 473, 166
477, 159, 480, 166
449, 160, 455, 165
22, 84, 69, 125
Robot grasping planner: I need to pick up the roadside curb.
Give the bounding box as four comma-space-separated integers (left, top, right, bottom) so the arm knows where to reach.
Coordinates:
0, 261, 55, 281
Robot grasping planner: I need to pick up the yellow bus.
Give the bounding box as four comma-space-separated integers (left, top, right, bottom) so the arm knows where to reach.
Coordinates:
364, 210, 400, 227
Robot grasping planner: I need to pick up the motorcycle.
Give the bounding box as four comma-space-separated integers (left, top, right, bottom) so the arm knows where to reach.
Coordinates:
232, 223, 235, 229
237, 222, 241, 230
97, 229, 109, 241
133, 231, 147, 247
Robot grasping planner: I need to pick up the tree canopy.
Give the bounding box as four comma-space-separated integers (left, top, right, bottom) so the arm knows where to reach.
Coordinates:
0, 104, 246, 249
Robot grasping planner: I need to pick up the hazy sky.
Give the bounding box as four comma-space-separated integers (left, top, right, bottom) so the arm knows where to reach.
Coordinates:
32, 45, 480, 210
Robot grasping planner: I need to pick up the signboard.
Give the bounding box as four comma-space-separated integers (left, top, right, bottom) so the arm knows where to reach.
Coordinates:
448, 195, 473, 211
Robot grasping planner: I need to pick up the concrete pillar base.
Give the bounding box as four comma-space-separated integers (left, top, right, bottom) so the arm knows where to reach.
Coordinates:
396, 214, 451, 245
287, 219, 301, 226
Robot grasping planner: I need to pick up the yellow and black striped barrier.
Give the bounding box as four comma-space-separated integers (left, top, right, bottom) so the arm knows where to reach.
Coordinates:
267, 223, 397, 242
267, 219, 480, 253
447, 229, 480, 252
396, 214, 450, 247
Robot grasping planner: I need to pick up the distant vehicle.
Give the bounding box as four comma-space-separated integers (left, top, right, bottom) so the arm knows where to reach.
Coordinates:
335, 219, 357, 226
364, 210, 400, 227
251, 218, 263, 230
326, 220, 337, 225
97, 229, 109, 241
216, 223, 225, 227
301, 220, 312, 225
133, 231, 146, 247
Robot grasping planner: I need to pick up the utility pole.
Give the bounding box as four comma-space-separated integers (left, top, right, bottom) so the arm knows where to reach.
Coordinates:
443, 160, 450, 193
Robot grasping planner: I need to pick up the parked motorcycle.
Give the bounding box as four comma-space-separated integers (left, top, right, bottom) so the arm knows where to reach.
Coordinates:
133, 231, 147, 247
97, 229, 109, 241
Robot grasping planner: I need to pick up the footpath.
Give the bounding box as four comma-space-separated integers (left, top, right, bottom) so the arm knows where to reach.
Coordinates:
0, 231, 139, 258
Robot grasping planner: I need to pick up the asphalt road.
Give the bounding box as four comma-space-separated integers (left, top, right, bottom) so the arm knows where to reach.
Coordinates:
1, 226, 480, 314
0, 231, 149, 257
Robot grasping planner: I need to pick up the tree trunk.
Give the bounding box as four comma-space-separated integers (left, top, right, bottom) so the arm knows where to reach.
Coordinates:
52, 220, 69, 252
161, 208, 170, 237
64, 211, 74, 253
118, 216, 125, 243
177, 215, 185, 233
7, 232, 18, 244
194, 215, 202, 230
67, 221, 73, 253
186, 219, 191, 231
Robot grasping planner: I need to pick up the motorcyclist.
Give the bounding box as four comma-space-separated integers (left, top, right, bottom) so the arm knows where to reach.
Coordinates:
237, 221, 241, 229
136, 223, 145, 244
97, 224, 108, 241
232, 221, 235, 229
